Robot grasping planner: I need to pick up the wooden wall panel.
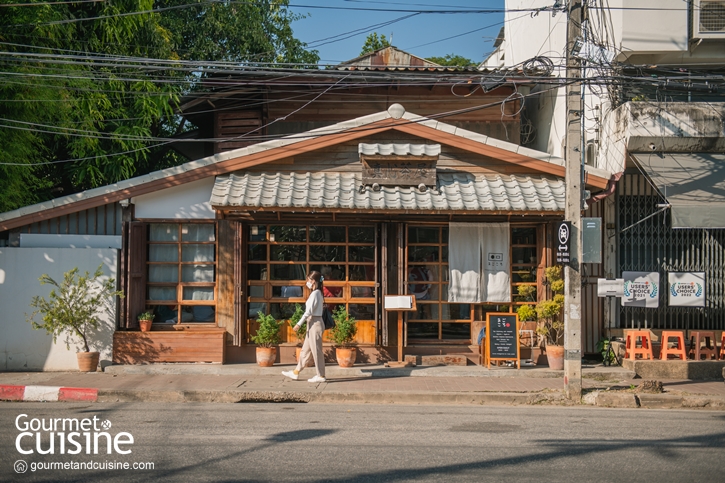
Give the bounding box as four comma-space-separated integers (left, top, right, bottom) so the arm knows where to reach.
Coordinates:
113, 329, 226, 364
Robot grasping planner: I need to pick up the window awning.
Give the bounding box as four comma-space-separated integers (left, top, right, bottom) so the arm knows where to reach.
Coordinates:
633, 153, 725, 229
210, 172, 565, 213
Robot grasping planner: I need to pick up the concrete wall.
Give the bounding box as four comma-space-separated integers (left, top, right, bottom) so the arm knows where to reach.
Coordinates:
132, 177, 215, 219
0, 247, 118, 371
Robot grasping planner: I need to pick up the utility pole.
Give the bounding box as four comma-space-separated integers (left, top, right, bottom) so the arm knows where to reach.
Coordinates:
564, 0, 584, 400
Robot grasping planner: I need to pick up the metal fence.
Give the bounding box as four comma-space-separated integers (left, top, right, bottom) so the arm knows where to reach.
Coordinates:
617, 172, 725, 330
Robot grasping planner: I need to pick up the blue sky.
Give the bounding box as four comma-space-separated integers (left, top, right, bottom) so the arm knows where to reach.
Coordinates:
288, 0, 505, 65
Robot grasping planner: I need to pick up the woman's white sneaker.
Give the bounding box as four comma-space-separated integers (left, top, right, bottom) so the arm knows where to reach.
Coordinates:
281, 370, 298, 380
307, 375, 326, 383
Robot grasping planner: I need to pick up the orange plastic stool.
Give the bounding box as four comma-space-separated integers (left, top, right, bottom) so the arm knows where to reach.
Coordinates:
719, 333, 725, 361
688, 331, 717, 360
659, 330, 687, 360
624, 330, 654, 360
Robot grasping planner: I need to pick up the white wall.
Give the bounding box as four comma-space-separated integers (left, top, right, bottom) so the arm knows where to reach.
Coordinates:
0, 248, 118, 371
132, 177, 215, 219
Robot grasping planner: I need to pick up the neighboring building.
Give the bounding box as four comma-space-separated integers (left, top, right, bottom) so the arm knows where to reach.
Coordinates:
486, 1, 725, 338
0, 47, 612, 365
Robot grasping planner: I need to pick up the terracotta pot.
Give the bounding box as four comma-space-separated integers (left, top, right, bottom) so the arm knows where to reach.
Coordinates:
295, 347, 315, 367
256, 347, 277, 367
139, 319, 153, 332
545, 345, 565, 370
77, 351, 100, 372
335, 347, 357, 368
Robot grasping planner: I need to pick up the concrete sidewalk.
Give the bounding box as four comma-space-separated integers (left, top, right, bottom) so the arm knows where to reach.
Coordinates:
1, 363, 724, 409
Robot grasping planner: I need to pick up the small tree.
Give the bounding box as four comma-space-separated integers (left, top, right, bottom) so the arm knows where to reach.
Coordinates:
329, 306, 357, 347
535, 266, 565, 346
425, 53, 475, 67
251, 311, 282, 348
289, 303, 307, 345
26, 265, 123, 353
360, 32, 391, 55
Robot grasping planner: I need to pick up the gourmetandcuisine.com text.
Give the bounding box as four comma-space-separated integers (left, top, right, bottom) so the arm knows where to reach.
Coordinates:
28, 460, 154, 472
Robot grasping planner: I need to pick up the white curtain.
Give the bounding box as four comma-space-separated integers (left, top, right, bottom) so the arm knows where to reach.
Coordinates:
481, 222, 510, 303
448, 223, 482, 303
448, 222, 510, 303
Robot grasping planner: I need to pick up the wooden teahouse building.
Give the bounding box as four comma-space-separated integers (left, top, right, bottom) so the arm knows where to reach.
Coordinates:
0, 48, 612, 365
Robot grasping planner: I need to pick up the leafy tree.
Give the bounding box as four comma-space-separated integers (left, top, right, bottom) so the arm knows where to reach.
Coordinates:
0, 0, 319, 212
360, 32, 391, 56
26, 265, 124, 353
425, 54, 476, 67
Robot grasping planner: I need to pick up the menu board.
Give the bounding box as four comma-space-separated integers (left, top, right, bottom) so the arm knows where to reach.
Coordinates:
486, 313, 520, 368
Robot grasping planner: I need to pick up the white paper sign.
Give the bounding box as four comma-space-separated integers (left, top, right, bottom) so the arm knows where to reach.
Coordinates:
622, 271, 660, 308
668, 272, 705, 307
384, 295, 412, 310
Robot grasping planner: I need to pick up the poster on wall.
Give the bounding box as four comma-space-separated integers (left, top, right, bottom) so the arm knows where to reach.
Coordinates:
621, 271, 660, 308
668, 272, 706, 307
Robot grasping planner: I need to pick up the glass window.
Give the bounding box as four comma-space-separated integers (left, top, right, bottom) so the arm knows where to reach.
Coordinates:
247, 225, 377, 333
511, 226, 539, 312
146, 223, 216, 324
309, 226, 345, 243
182, 224, 215, 242
408, 227, 439, 243
270, 225, 306, 242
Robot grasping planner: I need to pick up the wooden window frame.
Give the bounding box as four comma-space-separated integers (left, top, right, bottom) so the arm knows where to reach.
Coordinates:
406, 225, 473, 343
246, 224, 378, 325
145, 222, 218, 325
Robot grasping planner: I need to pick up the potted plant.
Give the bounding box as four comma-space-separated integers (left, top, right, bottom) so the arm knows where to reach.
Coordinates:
289, 304, 313, 367
329, 306, 357, 367
250, 311, 282, 367
535, 265, 565, 370
137, 310, 154, 332
26, 265, 124, 372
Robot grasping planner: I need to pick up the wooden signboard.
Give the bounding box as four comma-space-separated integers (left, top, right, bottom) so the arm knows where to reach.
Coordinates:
384, 295, 416, 366
361, 158, 437, 187
485, 313, 520, 369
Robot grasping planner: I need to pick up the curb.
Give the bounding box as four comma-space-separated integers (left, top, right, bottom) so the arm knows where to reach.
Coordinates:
583, 390, 725, 410
0, 385, 98, 402
96, 388, 568, 406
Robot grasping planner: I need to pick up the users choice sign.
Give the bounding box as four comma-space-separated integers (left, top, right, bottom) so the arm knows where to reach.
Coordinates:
622, 271, 660, 308
668, 272, 705, 307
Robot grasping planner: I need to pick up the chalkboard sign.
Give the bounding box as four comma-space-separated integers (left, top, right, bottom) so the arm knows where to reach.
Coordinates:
485, 313, 520, 369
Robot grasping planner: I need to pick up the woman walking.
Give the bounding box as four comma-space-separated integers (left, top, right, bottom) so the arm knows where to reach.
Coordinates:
282, 271, 326, 382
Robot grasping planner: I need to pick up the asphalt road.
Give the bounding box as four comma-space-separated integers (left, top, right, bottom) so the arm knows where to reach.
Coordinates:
1, 402, 724, 482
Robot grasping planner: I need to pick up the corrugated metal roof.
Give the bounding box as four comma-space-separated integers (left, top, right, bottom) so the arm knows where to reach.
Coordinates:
359, 143, 441, 156
211, 172, 565, 212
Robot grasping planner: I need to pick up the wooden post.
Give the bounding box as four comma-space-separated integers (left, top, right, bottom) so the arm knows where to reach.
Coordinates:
384, 295, 416, 367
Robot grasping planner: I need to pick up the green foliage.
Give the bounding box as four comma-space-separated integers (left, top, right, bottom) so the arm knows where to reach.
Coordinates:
596, 338, 616, 364
517, 284, 536, 302
425, 53, 475, 67
251, 311, 282, 348
535, 265, 564, 346
360, 32, 391, 55
289, 303, 307, 344
26, 265, 124, 352
137, 311, 154, 321
329, 306, 357, 347
516, 304, 537, 322
0, 0, 318, 212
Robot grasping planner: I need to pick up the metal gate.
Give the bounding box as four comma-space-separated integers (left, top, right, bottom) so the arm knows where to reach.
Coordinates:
617, 172, 725, 330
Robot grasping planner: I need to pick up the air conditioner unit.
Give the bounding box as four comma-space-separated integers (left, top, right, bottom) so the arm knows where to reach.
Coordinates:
694, 0, 725, 39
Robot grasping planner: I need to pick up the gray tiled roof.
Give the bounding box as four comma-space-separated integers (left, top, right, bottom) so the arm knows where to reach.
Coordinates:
210, 172, 565, 212
359, 143, 441, 156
